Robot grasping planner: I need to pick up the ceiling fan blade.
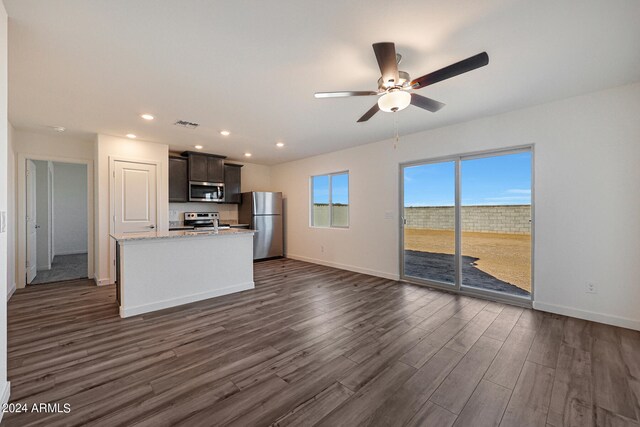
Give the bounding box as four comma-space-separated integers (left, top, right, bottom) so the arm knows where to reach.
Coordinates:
411, 52, 489, 89
372, 42, 399, 88
314, 91, 378, 98
357, 103, 380, 123
410, 93, 445, 112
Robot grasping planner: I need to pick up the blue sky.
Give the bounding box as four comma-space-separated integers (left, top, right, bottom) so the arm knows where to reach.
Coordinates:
404, 152, 531, 206
313, 173, 349, 205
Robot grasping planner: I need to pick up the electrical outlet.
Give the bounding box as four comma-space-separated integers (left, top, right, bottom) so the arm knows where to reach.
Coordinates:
320, 245, 324, 253
384, 211, 394, 220
586, 283, 597, 294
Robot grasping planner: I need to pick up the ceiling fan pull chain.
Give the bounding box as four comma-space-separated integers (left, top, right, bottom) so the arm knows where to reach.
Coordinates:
393, 112, 399, 150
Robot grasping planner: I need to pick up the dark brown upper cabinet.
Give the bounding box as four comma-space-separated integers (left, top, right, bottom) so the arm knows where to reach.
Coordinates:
224, 164, 243, 204
207, 156, 225, 183
182, 151, 226, 183
169, 156, 188, 202
188, 153, 207, 182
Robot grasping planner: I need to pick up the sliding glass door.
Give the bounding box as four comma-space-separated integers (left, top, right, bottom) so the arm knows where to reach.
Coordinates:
402, 161, 457, 287
401, 148, 533, 302
460, 152, 532, 297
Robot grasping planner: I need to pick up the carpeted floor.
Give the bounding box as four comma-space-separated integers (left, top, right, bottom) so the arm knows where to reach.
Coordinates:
31, 253, 88, 285
403, 250, 530, 297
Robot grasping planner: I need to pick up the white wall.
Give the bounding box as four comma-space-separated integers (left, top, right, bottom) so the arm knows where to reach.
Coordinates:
96, 134, 169, 285
240, 162, 272, 192
12, 129, 94, 159
0, 0, 10, 414
34, 160, 51, 268
272, 82, 640, 331
52, 162, 87, 255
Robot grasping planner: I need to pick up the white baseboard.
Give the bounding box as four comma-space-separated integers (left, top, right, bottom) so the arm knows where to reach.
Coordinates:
534, 301, 640, 331
0, 381, 11, 423
286, 254, 400, 281
54, 250, 88, 256
7, 282, 16, 301
119, 282, 255, 318
95, 277, 113, 286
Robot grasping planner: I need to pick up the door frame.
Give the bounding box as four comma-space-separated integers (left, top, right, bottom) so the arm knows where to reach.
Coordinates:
17, 153, 94, 289
398, 145, 535, 307
108, 156, 161, 282
25, 159, 38, 283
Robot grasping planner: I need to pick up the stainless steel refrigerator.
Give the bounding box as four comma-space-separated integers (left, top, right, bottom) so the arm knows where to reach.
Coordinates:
239, 192, 283, 260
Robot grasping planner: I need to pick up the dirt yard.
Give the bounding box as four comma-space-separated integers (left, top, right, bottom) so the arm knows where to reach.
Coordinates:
404, 228, 531, 292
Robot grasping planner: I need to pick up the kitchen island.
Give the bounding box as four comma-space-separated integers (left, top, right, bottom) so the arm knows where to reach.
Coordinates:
110, 229, 255, 318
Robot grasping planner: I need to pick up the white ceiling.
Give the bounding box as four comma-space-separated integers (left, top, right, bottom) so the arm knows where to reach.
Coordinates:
5, 0, 640, 165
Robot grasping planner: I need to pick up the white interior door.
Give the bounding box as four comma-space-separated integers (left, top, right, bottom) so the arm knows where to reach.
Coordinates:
26, 160, 38, 284
114, 161, 157, 234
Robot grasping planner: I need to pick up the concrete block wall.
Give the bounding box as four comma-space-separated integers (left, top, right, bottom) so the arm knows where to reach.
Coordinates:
404, 205, 531, 234
312, 204, 348, 227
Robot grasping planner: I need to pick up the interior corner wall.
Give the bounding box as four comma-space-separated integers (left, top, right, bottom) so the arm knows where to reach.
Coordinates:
0, 0, 10, 414
271, 81, 640, 331
95, 134, 169, 285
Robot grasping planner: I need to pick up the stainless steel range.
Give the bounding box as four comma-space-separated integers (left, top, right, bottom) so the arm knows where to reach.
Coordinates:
182, 212, 229, 231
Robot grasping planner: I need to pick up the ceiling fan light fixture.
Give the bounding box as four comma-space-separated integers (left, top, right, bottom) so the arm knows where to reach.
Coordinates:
378, 90, 411, 113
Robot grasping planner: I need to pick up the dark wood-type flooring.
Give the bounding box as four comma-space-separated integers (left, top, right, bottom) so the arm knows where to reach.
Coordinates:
4, 258, 640, 426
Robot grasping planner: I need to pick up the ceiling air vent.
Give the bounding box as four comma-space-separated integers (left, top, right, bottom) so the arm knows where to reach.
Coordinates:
174, 120, 199, 129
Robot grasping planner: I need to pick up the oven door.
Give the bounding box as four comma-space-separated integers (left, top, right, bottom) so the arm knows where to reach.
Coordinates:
189, 181, 224, 202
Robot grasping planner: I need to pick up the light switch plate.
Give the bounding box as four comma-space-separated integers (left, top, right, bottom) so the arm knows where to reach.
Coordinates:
0, 211, 6, 233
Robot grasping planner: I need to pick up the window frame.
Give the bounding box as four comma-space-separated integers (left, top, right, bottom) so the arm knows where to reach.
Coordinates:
310, 170, 350, 229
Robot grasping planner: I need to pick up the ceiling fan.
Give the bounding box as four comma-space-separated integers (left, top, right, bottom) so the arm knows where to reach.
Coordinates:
314, 42, 489, 122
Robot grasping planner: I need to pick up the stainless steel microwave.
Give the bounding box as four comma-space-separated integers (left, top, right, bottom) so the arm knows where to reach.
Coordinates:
189, 181, 225, 202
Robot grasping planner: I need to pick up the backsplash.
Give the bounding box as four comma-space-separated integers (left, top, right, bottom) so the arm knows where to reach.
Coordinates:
169, 203, 238, 223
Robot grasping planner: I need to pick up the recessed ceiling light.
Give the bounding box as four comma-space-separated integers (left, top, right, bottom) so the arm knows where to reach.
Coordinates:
141, 114, 154, 121
126, 133, 137, 139
276, 142, 285, 148
220, 130, 231, 136
244, 152, 252, 157
195, 145, 203, 149
52, 126, 66, 132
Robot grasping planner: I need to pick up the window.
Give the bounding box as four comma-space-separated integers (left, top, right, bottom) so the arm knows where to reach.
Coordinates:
311, 171, 349, 228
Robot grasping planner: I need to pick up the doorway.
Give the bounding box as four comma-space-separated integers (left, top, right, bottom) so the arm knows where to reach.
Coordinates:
400, 147, 533, 304
25, 159, 89, 285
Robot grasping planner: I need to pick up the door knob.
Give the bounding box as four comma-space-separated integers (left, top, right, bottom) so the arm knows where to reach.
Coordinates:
35, 225, 41, 229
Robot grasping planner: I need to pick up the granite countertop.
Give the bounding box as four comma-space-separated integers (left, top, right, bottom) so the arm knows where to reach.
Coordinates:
168, 222, 250, 230
110, 228, 254, 242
